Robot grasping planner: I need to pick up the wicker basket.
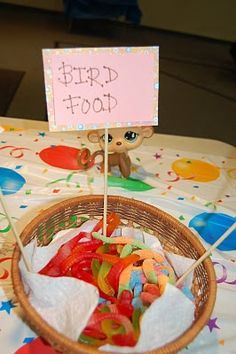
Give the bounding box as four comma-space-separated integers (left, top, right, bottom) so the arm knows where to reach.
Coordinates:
12, 195, 216, 354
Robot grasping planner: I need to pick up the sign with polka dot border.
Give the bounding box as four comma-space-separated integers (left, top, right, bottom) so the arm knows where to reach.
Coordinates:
42, 46, 159, 132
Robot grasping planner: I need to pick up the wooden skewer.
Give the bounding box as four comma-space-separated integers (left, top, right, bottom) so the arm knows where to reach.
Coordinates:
176, 222, 236, 287
103, 127, 109, 237
0, 193, 32, 272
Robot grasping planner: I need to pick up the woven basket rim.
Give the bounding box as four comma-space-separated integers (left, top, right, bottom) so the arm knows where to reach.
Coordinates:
12, 195, 216, 354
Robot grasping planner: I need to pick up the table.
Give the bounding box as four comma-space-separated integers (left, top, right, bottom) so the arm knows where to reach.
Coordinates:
0, 117, 235, 354
1, 116, 235, 157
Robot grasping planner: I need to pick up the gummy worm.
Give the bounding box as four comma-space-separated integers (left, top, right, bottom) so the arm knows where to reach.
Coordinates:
133, 249, 164, 263
118, 264, 133, 296
120, 244, 133, 258
92, 233, 149, 250
142, 259, 158, 284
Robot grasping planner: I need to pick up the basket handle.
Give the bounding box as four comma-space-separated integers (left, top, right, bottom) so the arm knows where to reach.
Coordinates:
176, 222, 236, 287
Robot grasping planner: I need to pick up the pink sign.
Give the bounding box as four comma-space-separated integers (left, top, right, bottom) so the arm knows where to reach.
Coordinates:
42, 47, 159, 131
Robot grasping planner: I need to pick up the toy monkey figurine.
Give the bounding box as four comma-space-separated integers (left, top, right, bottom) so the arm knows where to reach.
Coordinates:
88, 126, 154, 178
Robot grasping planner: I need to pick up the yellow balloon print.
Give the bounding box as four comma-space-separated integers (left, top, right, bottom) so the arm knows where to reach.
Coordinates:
172, 158, 220, 182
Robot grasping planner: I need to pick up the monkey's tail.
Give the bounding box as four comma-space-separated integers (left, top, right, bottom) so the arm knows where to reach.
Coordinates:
77, 148, 104, 170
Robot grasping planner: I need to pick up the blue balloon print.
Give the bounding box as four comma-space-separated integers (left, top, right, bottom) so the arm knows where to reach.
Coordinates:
189, 212, 236, 251
0, 167, 26, 195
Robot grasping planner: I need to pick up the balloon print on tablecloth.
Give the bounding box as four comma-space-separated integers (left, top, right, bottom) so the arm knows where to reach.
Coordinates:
39, 145, 101, 170
189, 212, 236, 250
107, 163, 154, 191
108, 176, 154, 191
0, 167, 26, 195
15, 337, 58, 354
172, 158, 220, 182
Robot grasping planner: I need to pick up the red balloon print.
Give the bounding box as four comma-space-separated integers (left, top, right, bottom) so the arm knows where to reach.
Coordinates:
15, 337, 59, 354
39, 145, 102, 170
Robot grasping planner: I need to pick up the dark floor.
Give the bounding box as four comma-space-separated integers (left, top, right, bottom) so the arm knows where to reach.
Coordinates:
0, 4, 235, 145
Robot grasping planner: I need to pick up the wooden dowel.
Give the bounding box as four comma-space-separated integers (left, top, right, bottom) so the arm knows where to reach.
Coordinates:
176, 222, 236, 287
103, 127, 109, 236
0, 193, 32, 272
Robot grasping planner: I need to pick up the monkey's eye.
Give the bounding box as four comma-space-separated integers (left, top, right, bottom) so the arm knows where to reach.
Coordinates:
101, 134, 113, 143
124, 131, 139, 143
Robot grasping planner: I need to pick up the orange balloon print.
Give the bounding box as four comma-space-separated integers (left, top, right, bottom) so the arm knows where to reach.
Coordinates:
172, 158, 220, 182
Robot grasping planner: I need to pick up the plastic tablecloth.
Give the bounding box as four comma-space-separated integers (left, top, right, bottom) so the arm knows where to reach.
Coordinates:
0, 127, 235, 354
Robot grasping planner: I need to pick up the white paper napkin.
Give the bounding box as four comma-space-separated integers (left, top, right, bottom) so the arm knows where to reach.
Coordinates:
19, 220, 99, 340
101, 283, 195, 353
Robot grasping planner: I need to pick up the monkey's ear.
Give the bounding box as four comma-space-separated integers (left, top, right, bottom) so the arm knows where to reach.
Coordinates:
87, 130, 100, 143
141, 126, 154, 138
